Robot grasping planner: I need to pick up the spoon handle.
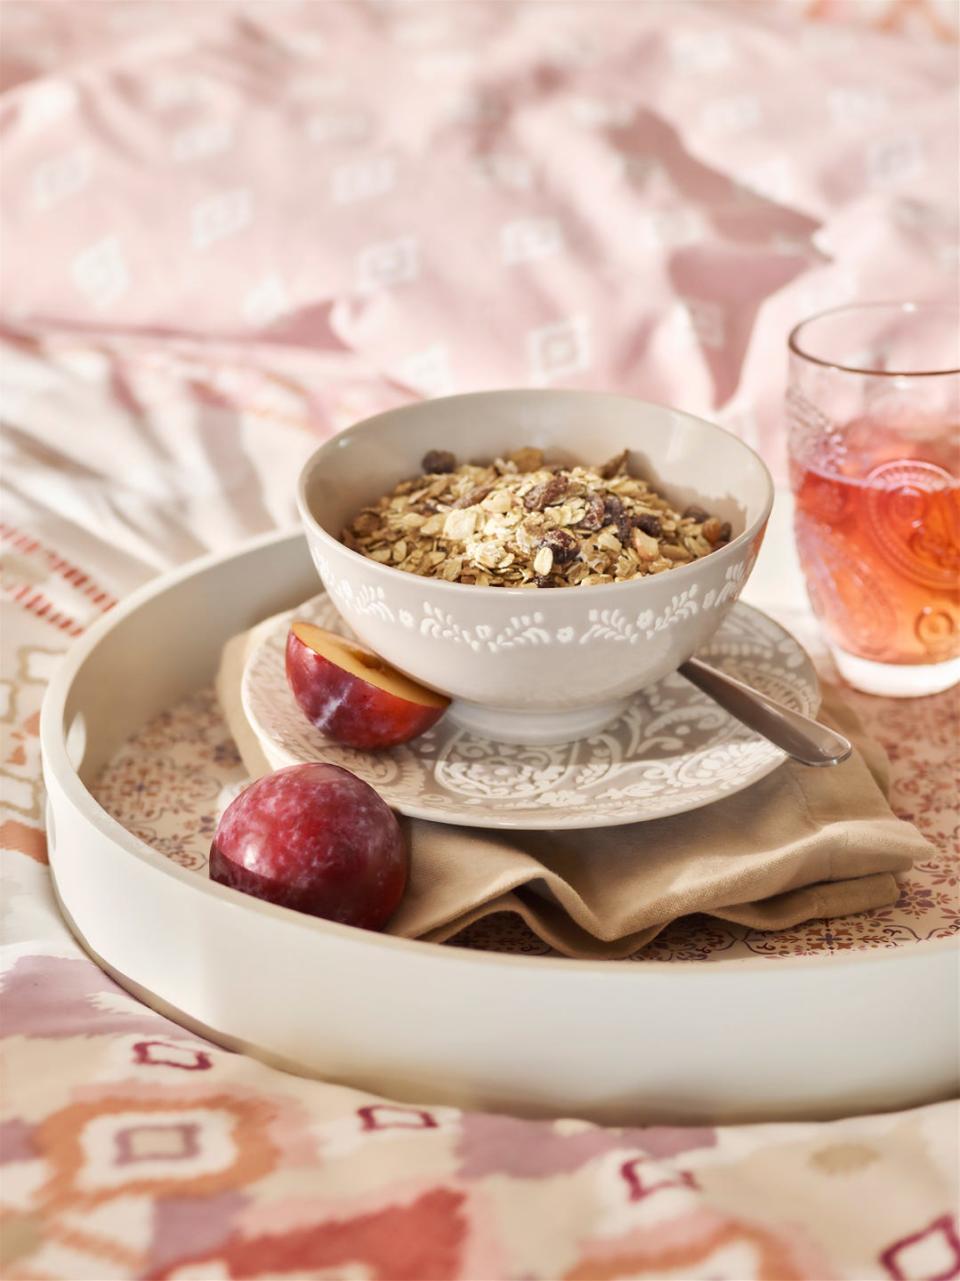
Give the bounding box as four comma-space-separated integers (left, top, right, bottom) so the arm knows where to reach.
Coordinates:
678, 657, 853, 768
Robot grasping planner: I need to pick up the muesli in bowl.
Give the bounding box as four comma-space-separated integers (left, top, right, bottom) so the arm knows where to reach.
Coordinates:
298, 390, 773, 744
343, 447, 731, 588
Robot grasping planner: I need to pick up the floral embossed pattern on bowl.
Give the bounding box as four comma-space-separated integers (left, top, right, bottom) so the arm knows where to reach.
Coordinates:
240, 595, 819, 830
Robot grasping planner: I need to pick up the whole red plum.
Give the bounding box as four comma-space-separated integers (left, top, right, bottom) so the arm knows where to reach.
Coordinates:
209, 763, 407, 930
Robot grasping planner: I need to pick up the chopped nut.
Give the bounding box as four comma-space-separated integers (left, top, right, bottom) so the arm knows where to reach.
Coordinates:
533, 545, 554, 576
421, 449, 457, 474
631, 527, 660, 560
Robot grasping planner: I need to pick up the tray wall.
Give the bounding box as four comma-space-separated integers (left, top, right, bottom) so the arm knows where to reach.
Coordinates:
42, 529, 960, 1124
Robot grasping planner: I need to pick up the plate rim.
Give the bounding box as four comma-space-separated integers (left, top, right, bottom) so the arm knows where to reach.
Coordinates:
242, 594, 819, 830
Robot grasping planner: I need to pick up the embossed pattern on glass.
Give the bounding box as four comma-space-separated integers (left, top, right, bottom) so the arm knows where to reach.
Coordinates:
787, 302, 959, 696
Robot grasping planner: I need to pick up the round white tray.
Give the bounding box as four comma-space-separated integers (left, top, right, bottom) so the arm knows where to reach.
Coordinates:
41, 528, 959, 1125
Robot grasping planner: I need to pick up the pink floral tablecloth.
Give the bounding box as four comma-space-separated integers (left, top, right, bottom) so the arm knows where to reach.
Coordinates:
1, 3, 957, 1278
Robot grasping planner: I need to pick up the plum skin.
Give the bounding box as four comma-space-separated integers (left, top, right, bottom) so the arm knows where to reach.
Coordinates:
210, 763, 408, 931
285, 629, 446, 750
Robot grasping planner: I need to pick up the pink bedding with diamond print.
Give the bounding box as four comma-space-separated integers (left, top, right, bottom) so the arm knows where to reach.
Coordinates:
1, 3, 957, 1279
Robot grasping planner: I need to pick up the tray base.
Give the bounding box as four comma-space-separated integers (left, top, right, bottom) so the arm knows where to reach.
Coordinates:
92, 685, 957, 964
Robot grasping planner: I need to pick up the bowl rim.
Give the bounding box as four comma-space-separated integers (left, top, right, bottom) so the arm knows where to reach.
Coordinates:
297, 389, 776, 600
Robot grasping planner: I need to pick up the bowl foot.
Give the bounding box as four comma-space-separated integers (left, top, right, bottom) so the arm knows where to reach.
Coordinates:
446, 697, 630, 745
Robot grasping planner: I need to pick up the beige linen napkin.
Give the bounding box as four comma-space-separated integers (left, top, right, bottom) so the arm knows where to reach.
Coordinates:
217, 619, 930, 958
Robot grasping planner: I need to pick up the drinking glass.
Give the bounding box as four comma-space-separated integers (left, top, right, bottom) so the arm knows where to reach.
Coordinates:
787, 301, 959, 697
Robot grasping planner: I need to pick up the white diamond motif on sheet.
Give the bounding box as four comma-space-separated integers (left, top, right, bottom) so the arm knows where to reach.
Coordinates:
242, 274, 289, 327
828, 87, 888, 127
356, 236, 419, 292
192, 189, 252, 250
637, 208, 703, 249
389, 12, 453, 46
414, 50, 476, 80
172, 120, 234, 163
148, 74, 204, 110
701, 95, 761, 135
399, 345, 455, 398
32, 148, 91, 211
568, 97, 634, 128
281, 31, 326, 58
528, 315, 591, 384
681, 298, 726, 350
21, 81, 77, 132
289, 74, 347, 101
306, 109, 370, 146
474, 153, 533, 190
669, 30, 731, 71
500, 218, 564, 266
867, 134, 924, 187
71, 236, 129, 309
331, 156, 396, 204
443, 91, 501, 126
613, 152, 660, 184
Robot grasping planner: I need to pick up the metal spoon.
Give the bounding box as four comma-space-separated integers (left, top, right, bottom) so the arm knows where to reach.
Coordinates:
679, 657, 852, 768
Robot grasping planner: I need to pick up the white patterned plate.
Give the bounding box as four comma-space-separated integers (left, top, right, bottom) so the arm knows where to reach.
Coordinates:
241, 596, 819, 829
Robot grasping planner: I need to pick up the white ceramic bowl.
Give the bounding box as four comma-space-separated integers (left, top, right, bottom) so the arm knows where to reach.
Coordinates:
298, 391, 774, 744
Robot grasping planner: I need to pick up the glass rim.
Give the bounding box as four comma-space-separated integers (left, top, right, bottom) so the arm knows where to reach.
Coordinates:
788, 300, 960, 378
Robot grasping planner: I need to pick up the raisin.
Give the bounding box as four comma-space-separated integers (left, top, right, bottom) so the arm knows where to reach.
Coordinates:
718, 521, 732, 543
615, 517, 633, 545
523, 474, 567, 511
421, 449, 456, 474
634, 512, 662, 538
602, 493, 624, 523
534, 574, 556, 588
682, 503, 709, 523
541, 528, 579, 565
599, 494, 631, 543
